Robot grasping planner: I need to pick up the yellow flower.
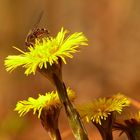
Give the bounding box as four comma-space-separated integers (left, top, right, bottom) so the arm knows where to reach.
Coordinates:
134, 111, 140, 122
77, 93, 130, 125
113, 111, 140, 139
15, 88, 76, 118
115, 110, 140, 125
5, 28, 88, 75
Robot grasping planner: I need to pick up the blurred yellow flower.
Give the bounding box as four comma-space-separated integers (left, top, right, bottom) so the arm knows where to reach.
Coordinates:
135, 111, 140, 122
77, 93, 130, 125
5, 28, 88, 75
15, 88, 76, 118
113, 110, 140, 139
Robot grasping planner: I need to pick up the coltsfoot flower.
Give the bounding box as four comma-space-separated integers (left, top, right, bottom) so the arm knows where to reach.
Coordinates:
114, 111, 140, 139
5, 28, 88, 76
15, 88, 76, 118
77, 93, 130, 125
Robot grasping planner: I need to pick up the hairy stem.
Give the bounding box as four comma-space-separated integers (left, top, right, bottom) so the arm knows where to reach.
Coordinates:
53, 74, 89, 140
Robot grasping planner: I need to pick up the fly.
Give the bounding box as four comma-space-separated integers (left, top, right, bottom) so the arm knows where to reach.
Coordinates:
25, 11, 50, 47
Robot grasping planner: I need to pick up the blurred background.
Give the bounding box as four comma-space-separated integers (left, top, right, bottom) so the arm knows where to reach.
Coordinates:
0, 0, 140, 139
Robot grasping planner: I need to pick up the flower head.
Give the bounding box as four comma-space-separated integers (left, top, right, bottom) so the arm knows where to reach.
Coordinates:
15, 88, 75, 118
114, 110, 140, 127
5, 28, 88, 76
77, 93, 130, 125
113, 111, 140, 139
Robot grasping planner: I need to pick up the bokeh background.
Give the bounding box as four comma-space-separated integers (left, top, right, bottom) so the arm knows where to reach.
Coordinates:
0, 0, 140, 139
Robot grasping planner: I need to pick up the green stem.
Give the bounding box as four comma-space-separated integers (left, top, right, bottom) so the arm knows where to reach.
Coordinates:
53, 74, 89, 140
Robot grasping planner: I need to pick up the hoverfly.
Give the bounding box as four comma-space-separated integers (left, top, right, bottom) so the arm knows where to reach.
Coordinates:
25, 12, 50, 47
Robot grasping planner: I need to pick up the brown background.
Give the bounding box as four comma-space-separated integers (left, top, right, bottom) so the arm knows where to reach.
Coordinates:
0, 0, 140, 139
